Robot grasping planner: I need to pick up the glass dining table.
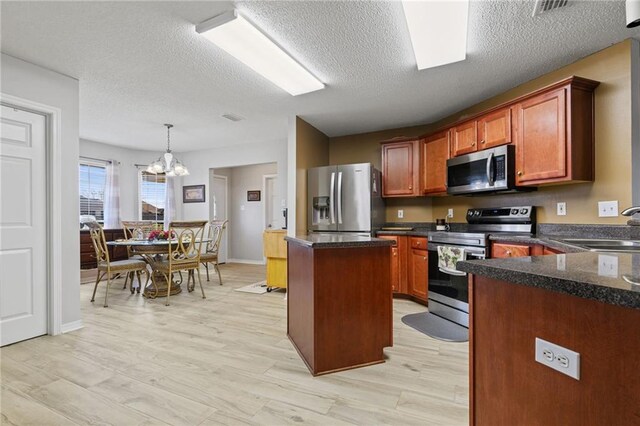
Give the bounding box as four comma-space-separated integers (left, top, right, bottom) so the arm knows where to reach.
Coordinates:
107, 238, 210, 298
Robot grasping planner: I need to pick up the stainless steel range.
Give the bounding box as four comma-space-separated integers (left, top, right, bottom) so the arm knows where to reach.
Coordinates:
427, 206, 536, 329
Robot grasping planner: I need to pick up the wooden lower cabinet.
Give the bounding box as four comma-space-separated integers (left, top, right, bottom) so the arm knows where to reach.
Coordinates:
408, 247, 428, 301
80, 228, 127, 269
491, 241, 564, 259
470, 275, 640, 425
379, 234, 427, 303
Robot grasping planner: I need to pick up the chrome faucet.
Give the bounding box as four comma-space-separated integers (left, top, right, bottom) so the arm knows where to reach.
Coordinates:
621, 206, 640, 216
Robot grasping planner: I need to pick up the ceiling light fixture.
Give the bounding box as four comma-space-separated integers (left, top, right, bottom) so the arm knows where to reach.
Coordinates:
146, 124, 189, 177
402, 0, 469, 70
196, 10, 325, 96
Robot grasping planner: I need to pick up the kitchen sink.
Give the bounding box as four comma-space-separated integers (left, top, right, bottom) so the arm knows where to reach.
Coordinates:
554, 238, 640, 253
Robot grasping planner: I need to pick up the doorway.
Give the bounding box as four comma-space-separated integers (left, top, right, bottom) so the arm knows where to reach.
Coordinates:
264, 174, 280, 229
209, 173, 228, 263
1, 104, 48, 346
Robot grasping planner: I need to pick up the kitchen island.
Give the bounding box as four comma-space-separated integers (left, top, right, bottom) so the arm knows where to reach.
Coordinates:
286, 234, 393, 376
457, 252, 640, 425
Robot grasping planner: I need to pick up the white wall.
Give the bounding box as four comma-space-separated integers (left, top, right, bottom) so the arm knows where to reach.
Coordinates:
79, 139, 175, 222
179, 139, 288, 222
227, 163, 277, 262
1, 54, 80, 328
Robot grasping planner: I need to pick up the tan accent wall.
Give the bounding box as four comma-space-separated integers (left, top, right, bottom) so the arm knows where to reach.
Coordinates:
329, 40, 633, 224
296, 117, 330, 234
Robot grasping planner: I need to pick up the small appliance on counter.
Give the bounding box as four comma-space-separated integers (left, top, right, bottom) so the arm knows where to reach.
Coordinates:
402, 206, 536, 342
307, 163, 384, 236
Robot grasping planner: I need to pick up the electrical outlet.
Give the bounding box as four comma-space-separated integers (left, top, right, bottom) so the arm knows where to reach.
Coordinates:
598, 254, 618, 278
598, 200, 619, 217
556, 254, 566, 271
397, 209, 404, 219
447, 208, 454, 218
557, 202, 567, 216
535, 337, 580, 380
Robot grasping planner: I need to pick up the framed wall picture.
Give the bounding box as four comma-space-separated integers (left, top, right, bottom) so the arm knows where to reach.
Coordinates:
183, 184, 205, 203
247, 190, 261, 202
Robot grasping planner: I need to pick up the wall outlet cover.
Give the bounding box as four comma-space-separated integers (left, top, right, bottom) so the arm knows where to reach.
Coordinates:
598, 200, 619, 217
557, 202, 567, 216
535, 337, 580, 380
447, 208, 454, 218
397, 209, 404, 219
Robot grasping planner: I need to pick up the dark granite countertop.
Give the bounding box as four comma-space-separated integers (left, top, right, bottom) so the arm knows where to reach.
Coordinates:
286, 234, 394, 249
458, 252, 640, 310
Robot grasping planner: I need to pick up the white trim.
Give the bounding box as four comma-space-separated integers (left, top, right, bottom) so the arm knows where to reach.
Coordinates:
61, 320, 84, 334
631, 39, 640, 207
0, 93, 63, 336
262, 173, 278, 230
227, 258, 266, 265
210, 173, 229, 262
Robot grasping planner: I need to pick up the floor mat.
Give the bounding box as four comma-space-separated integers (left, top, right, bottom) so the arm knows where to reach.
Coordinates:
234, 281, 268, 294
401, 311, 468, 342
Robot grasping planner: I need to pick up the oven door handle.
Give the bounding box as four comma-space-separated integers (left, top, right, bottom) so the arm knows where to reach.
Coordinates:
438, 266, 467, 277
486, 152, 495, 186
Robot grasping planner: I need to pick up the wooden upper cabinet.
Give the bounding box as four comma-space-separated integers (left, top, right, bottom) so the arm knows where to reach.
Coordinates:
515, 77, 599, 186
515, 88, 567, 184
381, 139, 420, 197
451, 121, 477, 156
421, 131, 450, 195
478, 107, 512, 149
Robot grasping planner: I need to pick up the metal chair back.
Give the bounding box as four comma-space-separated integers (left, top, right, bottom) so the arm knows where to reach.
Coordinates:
168, 221, 207, 267
206, 220, 228, 254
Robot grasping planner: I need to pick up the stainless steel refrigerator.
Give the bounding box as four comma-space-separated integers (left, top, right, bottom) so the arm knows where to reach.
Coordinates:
307, 163, 385, 235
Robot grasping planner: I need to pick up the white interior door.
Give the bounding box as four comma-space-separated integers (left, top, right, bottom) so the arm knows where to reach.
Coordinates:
264, 175, 280, 229
210, 174, 228, 263
0, 105, 48, 346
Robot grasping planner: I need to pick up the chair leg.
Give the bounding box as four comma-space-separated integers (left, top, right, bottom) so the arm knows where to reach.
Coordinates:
215, 262, 223, 286
134, 271, 141, 294
164, 272, 172, 306
141, 270, 150, 296
104, 273, 111, 307
197, 268, 206, 299
91, 271, 104, 302
123, 271, 129, 290
204, 263, 210, 282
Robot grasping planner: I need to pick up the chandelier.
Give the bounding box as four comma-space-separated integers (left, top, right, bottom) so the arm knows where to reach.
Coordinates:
146, 124, 189, 177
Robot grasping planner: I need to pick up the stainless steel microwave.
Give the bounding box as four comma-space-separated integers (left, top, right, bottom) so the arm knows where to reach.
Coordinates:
447, 145, 523, 195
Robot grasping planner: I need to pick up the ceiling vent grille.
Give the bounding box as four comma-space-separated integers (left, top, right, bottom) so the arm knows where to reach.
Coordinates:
222, 113, 244, 122
532, 0, 570, 17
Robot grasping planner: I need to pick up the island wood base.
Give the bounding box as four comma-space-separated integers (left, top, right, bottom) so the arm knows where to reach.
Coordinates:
287, 241, 392, 376
470, 275, 640, 425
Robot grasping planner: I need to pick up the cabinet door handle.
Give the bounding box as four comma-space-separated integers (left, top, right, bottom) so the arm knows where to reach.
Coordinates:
481, 139, 486, 144
409, 185, 412, 190
471, 141, 476, 146
506, 250, 512, 256
423, 257, 427, 261
517, 171, 523, 176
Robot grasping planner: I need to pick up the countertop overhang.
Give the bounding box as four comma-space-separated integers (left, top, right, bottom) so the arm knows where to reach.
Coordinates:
285, 234, 394, 249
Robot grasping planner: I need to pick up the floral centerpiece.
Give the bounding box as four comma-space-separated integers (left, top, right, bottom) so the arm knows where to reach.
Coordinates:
147, 230, 175, 241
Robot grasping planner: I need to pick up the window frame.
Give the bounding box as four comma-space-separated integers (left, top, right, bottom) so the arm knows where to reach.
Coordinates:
79, 159, 108, 224
138, 169, 166, 222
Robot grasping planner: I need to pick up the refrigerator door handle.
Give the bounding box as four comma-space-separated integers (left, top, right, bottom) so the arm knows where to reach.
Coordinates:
330, 172, 336, 224
337, 172, 343, 224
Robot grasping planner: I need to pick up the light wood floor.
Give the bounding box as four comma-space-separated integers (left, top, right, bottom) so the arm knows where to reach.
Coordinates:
1, 263, 469, 425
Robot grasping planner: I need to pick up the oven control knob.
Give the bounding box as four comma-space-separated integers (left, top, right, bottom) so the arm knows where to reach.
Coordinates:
474, 210, 481, 217
511, 208, 519, 215
520, 208, 529, 215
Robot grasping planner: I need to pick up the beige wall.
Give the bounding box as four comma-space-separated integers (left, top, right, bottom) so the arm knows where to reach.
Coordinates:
296, 117, 330, 233
329, 40, 633, 224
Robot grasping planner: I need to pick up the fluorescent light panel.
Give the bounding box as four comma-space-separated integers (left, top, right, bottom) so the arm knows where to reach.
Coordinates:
402, 0, 469, 70
196, 10, 324, 96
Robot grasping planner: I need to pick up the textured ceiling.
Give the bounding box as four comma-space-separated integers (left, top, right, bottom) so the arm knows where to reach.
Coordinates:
1, 1, 638, 152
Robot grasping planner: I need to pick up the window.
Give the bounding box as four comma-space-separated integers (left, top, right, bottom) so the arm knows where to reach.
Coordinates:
79, 162, 107, 222
140, 171, 166, 221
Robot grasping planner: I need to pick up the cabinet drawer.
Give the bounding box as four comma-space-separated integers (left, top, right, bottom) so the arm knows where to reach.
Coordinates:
80, 232, 92, 244
378, 235, 399, 246
492, 243, 531, 258
410, 237, 427, 250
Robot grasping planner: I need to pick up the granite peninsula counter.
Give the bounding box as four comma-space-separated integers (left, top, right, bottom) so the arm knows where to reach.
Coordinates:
285, 234, 393, 376
459, 251, 640, 425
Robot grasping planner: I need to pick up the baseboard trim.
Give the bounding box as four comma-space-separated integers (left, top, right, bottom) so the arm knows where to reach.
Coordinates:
227, 258, 266, 265
60, 320, 84, 334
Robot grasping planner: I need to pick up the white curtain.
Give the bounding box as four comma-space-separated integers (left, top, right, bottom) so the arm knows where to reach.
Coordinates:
103, 161, 121, 229
164, 177, 176, 231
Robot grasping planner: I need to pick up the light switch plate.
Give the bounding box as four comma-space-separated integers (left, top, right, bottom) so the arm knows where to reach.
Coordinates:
557, 202, 567, 216
397, 209, 404, 219
447, 209, 454, 218
535, 337, 580, 380
598, 200, 618, 217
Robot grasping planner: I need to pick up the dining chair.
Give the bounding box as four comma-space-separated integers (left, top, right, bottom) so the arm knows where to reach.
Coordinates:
121, 220, 156, 289
200, 220, 228, 284
148, 220, 207, 306
88, 223, 149, 307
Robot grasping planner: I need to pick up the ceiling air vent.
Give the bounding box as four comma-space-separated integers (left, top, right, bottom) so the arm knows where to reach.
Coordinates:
222, 113, 244, 122
532, 0, 570, 17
